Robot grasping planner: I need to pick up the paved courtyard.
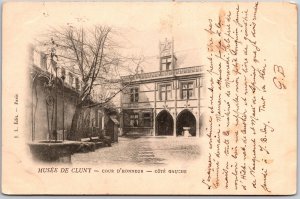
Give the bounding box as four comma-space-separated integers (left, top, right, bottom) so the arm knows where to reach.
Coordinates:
72, 136, 201, 166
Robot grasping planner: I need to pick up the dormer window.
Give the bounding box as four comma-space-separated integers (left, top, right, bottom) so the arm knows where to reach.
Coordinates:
161, 56, 172, 71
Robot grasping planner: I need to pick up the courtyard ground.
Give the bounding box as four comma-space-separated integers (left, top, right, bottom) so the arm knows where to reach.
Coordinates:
72, 136, 201, 166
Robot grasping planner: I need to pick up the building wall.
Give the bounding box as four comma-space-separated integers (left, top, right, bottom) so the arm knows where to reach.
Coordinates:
28, 76, 114, 141
29, 76, 78, 141
121, 75, 205, 136
28, 47, 120, 141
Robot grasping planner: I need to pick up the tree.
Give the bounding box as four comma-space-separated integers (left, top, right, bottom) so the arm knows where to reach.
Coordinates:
39, 25, 143, 140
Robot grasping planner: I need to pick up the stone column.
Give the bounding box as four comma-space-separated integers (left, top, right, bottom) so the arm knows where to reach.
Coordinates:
153, 83, 157, 136
174, 79, 177, 137
196, 113, 200, 137
119, 111, 124, 136
173, 114, 176, 137
197, 76, 201, 137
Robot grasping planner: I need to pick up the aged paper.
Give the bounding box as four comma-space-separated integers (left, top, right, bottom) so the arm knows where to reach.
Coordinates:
2, 1, 297, 195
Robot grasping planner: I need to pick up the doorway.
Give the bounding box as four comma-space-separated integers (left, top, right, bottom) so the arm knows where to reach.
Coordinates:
176, 110, 196, 136
156, 110, 174, 136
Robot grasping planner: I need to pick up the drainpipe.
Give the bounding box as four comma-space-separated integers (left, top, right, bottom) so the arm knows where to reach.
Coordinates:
61, 73, 65, 141
54, 68, 58, 141
31, 75, 36, 142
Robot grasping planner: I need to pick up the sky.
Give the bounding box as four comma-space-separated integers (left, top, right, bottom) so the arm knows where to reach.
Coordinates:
25, 2, 208, 73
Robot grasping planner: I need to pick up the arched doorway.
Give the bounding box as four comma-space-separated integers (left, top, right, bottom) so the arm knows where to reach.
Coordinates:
176, 110, 196, 136
156, 110, 174, 136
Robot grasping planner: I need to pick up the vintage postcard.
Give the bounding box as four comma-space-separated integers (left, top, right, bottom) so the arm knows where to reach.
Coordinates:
2, 1, 297, 195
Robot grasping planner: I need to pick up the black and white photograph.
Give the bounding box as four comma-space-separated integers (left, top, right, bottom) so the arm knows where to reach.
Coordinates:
28, 24, 206, 165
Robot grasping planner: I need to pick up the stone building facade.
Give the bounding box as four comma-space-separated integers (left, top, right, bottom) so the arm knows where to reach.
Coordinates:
120, 39, 205, 137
